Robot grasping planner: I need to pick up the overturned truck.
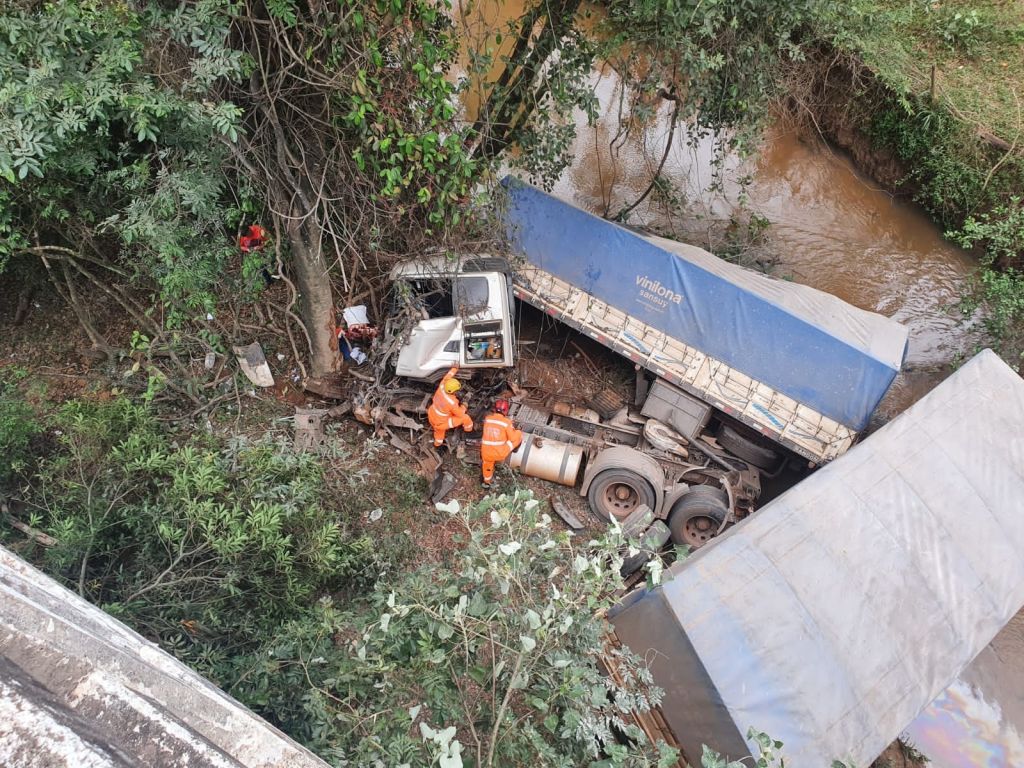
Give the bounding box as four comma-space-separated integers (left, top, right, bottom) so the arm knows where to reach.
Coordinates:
387, 179, 909, 544
608, 349, 1024, 766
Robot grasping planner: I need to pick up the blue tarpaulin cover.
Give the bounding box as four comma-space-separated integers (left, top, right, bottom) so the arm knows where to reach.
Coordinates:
608, 350, 1024, 767
501, 178, 908, 430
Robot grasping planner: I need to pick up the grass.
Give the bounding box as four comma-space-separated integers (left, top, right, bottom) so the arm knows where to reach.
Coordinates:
835, 0, 1024, 145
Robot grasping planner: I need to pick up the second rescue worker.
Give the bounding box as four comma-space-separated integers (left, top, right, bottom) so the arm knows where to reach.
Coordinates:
428, 365, 474, 448
480, 398, 522, 487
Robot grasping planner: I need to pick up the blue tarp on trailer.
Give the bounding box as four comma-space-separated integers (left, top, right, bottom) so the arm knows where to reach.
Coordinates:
500, 178, 908, 431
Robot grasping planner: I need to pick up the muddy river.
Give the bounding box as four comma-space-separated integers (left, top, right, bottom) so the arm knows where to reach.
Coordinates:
456, 7, 1023, 765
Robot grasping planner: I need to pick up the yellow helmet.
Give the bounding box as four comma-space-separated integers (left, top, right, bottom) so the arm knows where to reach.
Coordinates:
444, 378, 462, 394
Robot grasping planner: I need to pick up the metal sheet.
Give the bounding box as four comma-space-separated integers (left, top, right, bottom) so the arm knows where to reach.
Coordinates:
610, 350, 1024, 766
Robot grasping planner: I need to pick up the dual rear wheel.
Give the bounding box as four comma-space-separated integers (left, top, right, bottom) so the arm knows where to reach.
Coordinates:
587, 468, 729, 549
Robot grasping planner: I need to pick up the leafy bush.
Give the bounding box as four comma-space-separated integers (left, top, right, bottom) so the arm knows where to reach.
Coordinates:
225, 491, 679, 767
0, 376, 36, 487
952, 196, 1024, 268
6, 398, 395, 667
869, 103, 991, 226
950, 197, 1024, 364
935, 8, 984, 54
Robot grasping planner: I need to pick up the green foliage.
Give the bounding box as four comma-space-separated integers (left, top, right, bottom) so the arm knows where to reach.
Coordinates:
952, 196, 1024, 267
868, 102, 991, 226
342, 0, 477, 231
0, 0, 247, 322
226, 491, 678, 767
934, 7, 984, 54
600, 0, 831, 156
466, 0, 599, 190
7, 398, 393, 668
0, 374, 36, 487
950, 198, 1024, 364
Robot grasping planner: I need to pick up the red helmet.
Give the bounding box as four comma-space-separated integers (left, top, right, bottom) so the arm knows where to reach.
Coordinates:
494, 398, 510, 415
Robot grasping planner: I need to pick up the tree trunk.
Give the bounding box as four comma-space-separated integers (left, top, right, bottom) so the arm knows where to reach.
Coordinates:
471, 0, 583, 160
286, 217, 340, 380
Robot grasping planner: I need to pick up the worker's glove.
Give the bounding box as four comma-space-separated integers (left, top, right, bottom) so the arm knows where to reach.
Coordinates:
464, 421, 474, 432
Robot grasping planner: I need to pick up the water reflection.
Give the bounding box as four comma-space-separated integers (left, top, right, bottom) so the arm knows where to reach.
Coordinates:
906, 679, 1024, 768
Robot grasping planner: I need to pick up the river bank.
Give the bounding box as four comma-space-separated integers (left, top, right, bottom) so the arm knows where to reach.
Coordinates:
781, 1, 1024, 367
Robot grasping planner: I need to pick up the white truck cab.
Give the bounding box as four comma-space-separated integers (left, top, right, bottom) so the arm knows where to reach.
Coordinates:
388, 256, 515, 380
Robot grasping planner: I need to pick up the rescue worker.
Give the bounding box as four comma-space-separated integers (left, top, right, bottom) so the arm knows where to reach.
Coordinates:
428, 366, 473, 448
238, 224, 269, 253
480, 398, 522, 487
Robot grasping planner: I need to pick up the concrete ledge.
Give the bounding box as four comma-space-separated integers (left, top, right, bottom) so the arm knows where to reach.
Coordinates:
0, 545, 329, 768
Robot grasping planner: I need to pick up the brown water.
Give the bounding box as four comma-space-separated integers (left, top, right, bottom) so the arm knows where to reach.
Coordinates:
455, 5, 1021, 765
545, 69, 982, 415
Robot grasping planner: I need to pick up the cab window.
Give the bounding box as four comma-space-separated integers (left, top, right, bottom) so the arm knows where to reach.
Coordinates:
455, 276, 490, 317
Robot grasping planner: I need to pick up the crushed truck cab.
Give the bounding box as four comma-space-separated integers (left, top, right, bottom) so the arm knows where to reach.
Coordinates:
388, 256, 516, 380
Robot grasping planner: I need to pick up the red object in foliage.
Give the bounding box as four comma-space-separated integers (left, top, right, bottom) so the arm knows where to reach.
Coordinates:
239, 224, 268, 253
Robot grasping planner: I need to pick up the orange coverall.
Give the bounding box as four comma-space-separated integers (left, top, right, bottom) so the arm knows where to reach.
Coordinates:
480, 412, 523, 485
427, 367, 473, 447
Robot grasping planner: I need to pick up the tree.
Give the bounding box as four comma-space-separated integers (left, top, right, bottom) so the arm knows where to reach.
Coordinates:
226, 491, 679, 767
219, 0, 481, 383
0, 0, 243, 359
0, 0, 480, 385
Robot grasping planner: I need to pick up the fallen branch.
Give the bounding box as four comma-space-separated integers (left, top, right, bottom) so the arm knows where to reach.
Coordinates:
6, 518, 58, 547
1, 499, 58, 547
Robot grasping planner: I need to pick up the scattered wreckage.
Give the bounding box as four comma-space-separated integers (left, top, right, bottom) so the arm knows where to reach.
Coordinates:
346, 178, 908, 553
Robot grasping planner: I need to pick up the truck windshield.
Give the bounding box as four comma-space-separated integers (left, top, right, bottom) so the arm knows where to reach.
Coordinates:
401, 279, 453, 319
455, 276, 490, 317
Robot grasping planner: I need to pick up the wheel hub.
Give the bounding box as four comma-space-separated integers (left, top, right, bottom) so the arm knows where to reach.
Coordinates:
602, 483, 639, 518
683, 515, 717, 545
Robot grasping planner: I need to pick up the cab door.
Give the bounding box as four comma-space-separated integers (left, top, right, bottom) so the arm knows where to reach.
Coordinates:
457, 274, 513, 368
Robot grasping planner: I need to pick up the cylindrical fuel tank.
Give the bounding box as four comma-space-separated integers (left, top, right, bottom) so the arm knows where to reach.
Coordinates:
509, 434, 584, 486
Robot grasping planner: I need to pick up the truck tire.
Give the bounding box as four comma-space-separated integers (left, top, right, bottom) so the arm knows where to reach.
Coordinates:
668, 486, 729, 549
716, 424, 780, 471
587, 469, 657, 523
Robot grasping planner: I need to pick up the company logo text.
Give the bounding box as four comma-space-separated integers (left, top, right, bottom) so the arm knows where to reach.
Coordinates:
636, 275, 683, 309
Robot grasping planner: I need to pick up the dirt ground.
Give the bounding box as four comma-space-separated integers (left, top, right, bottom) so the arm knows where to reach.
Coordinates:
0, 284, 613, 568
2, 282, 925, 766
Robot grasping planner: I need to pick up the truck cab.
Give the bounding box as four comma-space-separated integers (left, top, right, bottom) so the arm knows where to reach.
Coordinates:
388, 256, 515, 381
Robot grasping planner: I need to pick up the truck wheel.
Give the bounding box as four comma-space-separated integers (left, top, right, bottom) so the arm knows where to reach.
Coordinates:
668, 487, 729, 548
587, 469, 657, 523
716, 424, 780, 471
